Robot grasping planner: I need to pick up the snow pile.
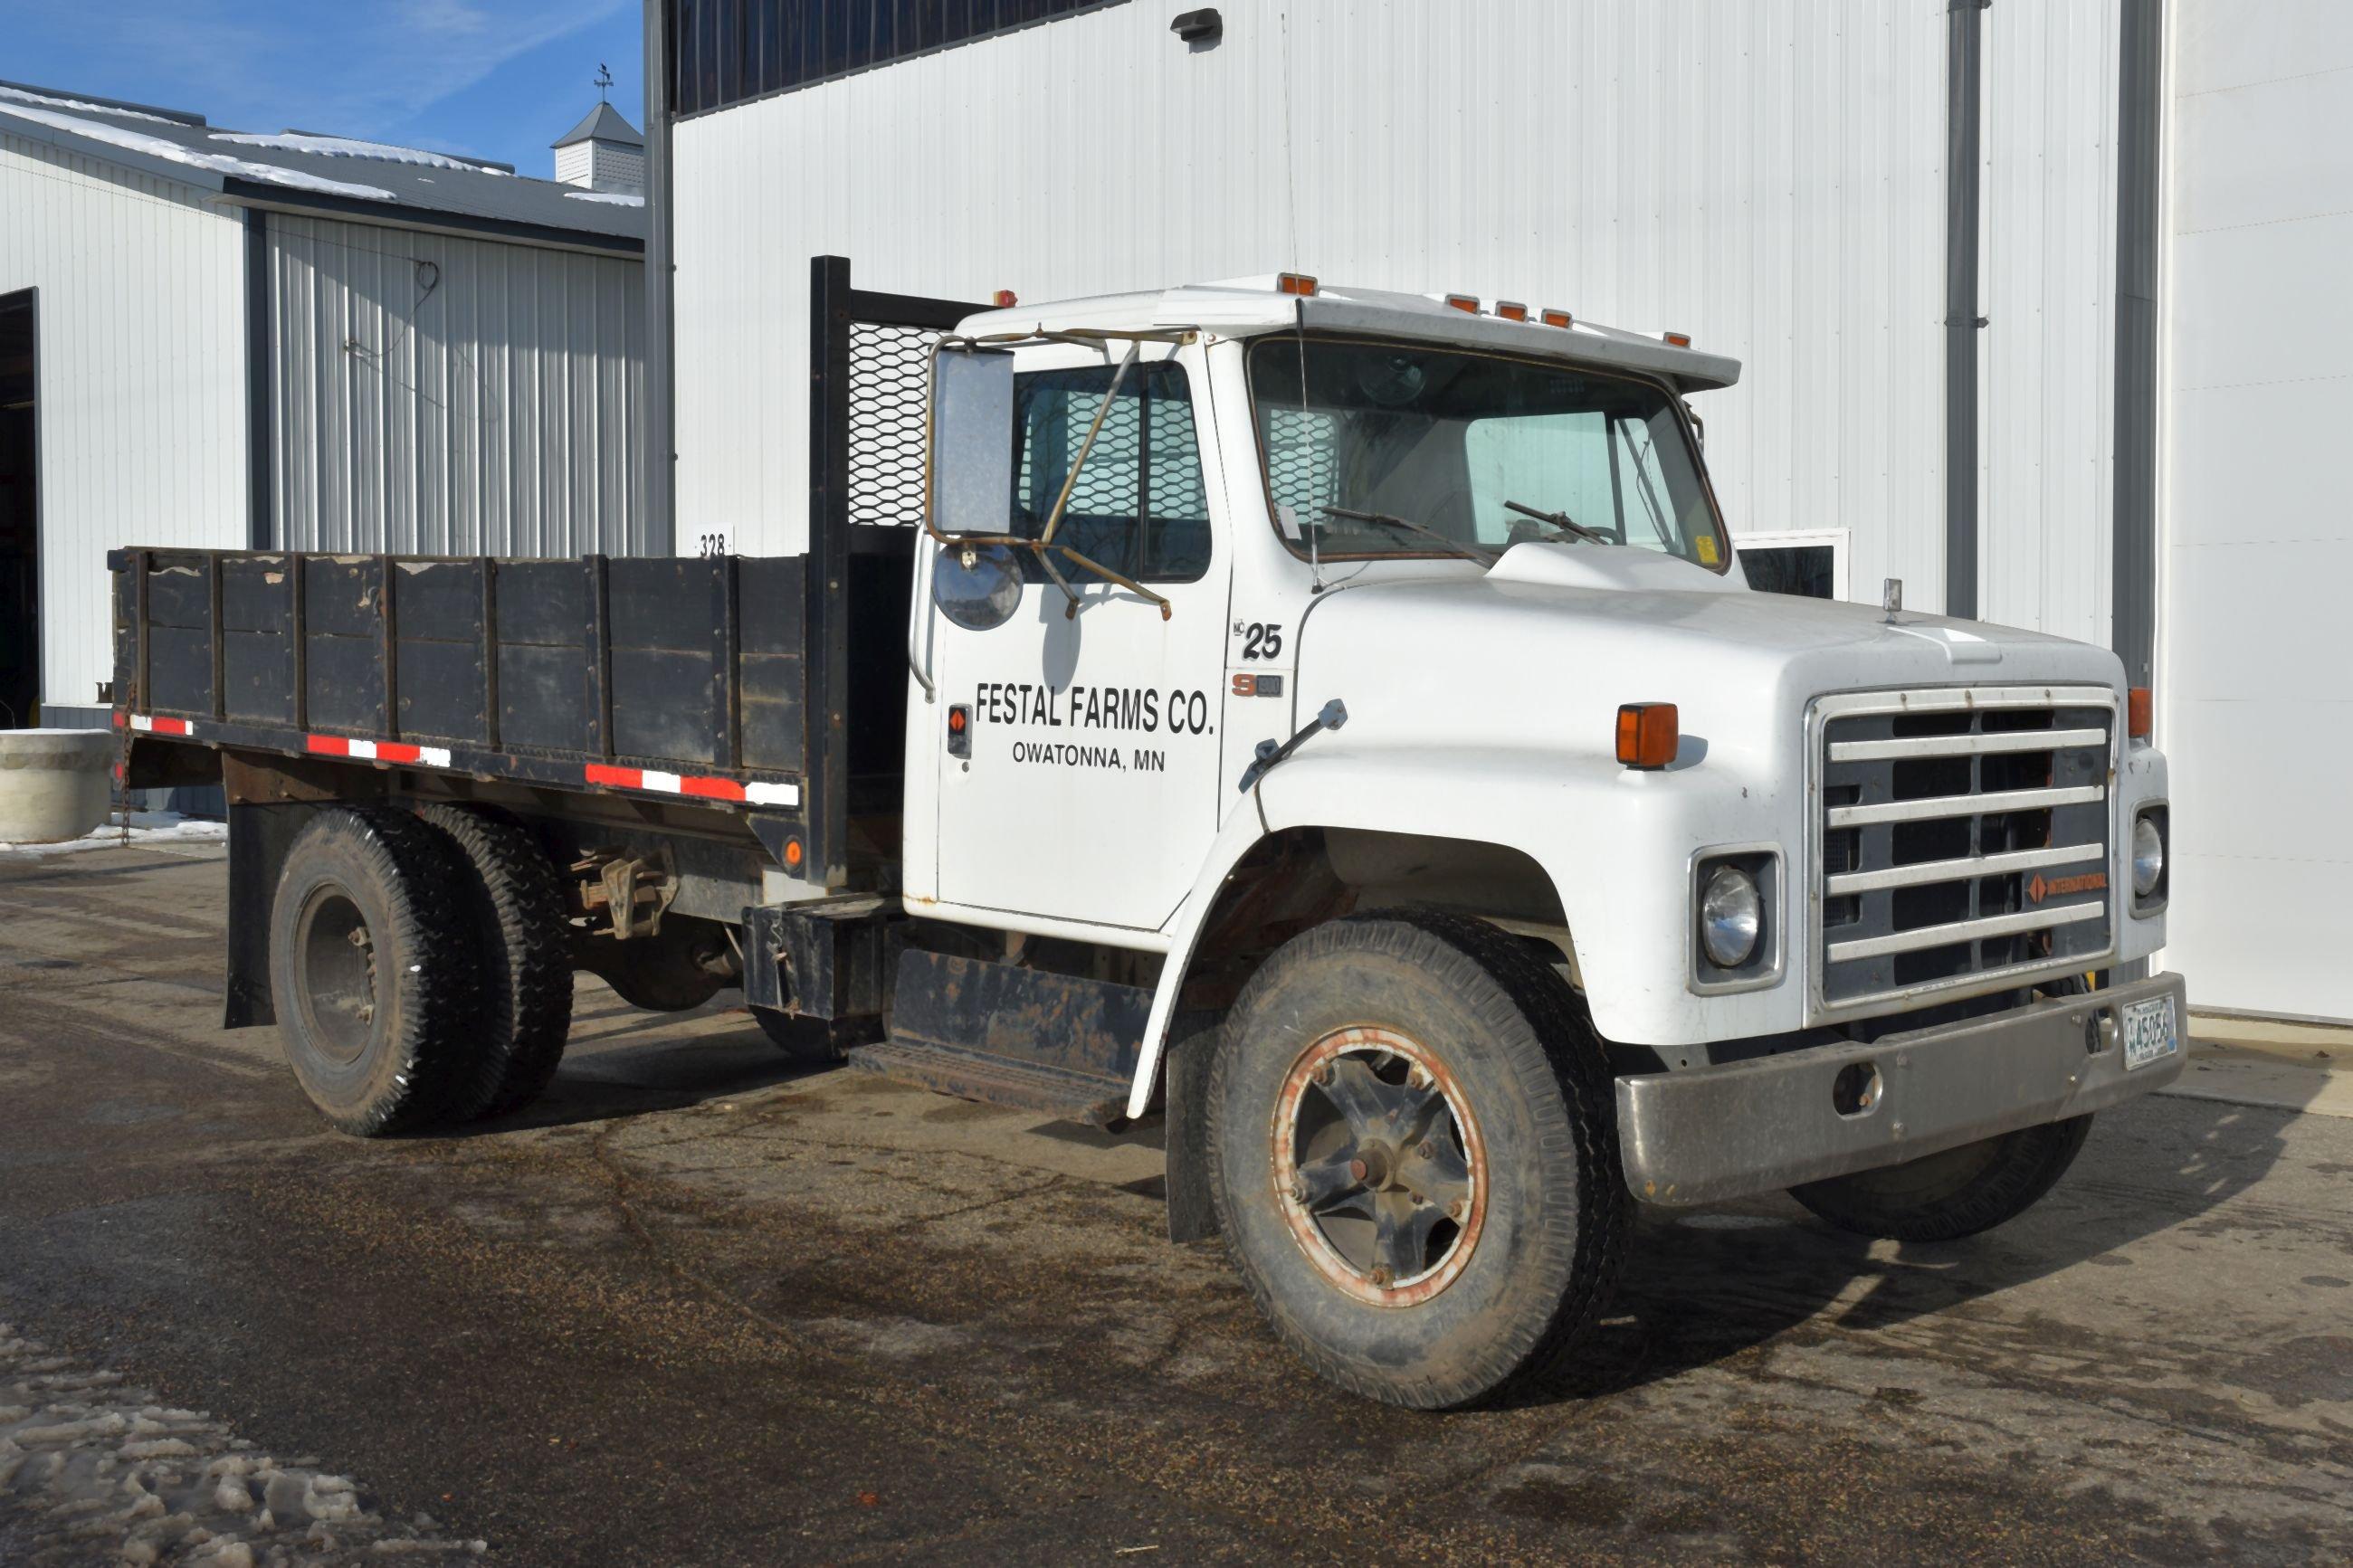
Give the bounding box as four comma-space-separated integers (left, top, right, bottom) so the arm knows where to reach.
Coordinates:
0, 83, 179, 124
210, 132, 508, 175
0, 1322, 487, 1563
0, 102, 396, 202
0, 810, 226, 860
563, 190, 643, 206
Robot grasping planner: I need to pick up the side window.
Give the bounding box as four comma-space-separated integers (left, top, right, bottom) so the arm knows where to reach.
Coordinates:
1013, 361, 1211, 584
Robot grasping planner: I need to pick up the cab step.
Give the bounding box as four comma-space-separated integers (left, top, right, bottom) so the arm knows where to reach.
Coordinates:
855, 951, 1150, 1126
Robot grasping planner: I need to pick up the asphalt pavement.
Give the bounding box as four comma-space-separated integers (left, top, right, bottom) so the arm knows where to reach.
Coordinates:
3, 837, 2348, 1565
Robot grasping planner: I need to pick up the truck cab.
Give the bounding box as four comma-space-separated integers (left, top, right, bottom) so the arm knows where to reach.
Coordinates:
112, 267, 2183, 1411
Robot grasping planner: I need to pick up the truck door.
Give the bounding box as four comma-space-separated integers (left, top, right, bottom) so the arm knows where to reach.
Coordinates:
926, 341, 1232, 931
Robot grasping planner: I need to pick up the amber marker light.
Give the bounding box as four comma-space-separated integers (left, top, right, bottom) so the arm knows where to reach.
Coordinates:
992, 289, 1019, 308
1616, 703, 1680, 770
1276, 272, 1319, 296
1662, 330, 1692, 347
1495, 300, 1529, 322
1444, 293, 1480, 313
2128, 687, 2153, 740
1541, 308, 1574, 328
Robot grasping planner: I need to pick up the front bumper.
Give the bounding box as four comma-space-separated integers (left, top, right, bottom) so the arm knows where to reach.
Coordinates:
1615, 972, 2188, 1206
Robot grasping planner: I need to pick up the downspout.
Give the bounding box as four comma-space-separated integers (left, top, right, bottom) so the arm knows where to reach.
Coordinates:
643, 0, 677, 556
1944, 0, 1988, 619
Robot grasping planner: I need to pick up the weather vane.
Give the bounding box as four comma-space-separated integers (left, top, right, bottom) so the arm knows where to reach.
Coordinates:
595, 63, 614, 102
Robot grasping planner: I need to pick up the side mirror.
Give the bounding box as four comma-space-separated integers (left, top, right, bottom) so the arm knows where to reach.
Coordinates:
932, 541, 1023, 631
929, 346, 1015, 539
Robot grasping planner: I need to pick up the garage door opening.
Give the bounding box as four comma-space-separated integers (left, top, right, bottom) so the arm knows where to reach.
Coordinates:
0, 290, 35, 727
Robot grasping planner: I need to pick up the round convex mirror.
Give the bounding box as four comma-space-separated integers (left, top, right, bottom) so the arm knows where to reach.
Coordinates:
932, 541, 1023, 631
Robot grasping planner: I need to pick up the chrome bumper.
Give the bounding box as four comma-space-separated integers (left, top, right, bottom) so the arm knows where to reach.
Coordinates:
1615, 973, 2189, 1207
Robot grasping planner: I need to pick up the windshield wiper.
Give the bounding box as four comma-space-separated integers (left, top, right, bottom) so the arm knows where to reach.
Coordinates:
1319, 506, 1498, 566
1502, 499, 1615, 546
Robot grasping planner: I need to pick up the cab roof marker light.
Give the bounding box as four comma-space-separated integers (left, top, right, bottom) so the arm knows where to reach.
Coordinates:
1275, 272, 1319, 297
1443, 293, 1480, 314
1540, 308, 1574, 328
992, 289, 1018, 308
1494, 300, 1528, 322
1662, 330, 1692, 348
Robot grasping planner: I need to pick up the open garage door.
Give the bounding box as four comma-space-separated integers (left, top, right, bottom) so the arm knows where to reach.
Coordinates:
0, 290, 34, 727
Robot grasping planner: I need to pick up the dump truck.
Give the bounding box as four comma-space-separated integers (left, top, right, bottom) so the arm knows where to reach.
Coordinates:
111, 261, 2184, 1409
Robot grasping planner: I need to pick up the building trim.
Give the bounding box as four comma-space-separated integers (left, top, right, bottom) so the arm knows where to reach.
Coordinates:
644, 0, 677, 552
1943, 0, 1986, 620
2111, 0, 2162, 688
242, 208, 272, 551
214, 182, 642, 258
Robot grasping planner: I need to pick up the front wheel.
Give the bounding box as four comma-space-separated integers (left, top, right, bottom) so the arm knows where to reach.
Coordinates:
1789, 1116, 2093, 1242
1206, 909, 1627, 1410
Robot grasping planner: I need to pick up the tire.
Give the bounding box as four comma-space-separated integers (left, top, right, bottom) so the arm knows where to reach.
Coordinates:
1789, 1116, 2093, 1243
268, 806, 484, 1136
1206, 908, 1627, 1410
413, 803, 576, 1119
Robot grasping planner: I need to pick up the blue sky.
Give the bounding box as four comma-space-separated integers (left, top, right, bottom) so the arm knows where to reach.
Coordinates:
2, 1, 645, 176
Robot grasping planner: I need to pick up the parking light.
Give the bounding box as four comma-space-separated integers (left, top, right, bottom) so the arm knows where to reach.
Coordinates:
1615, 703, 1679, 770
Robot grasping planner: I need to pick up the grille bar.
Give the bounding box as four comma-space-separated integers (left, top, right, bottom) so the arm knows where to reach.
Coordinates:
1826, 901, 2103, 964
1826, 782, 2104, 829
1824, 841, 2103, 897
1827, 727, 2107, 763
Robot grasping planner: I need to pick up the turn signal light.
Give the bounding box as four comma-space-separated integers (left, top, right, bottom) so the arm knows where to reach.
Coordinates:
1443, 293, 1479, 313
1541, 308, 1573, 328
2128, 686, 2153, 739
992, 289, 1019, 308
1495, 300, 1528, 322
1276, 272, 1319, 297
1616, 703, 1679, 770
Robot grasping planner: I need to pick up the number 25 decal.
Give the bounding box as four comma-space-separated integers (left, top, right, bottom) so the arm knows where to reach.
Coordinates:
1239, 622, 1284, 660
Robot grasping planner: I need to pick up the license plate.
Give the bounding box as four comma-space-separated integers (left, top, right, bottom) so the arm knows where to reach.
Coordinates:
2121, 995, 2178, 1070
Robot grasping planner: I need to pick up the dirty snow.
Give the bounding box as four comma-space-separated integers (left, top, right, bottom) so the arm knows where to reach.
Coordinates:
0, 84, 179, 125
207, 133, 506, 175
0, 1322, 486, 1564
0, 103, 396, 202
561, 190, 643, 206
0, 811, 226, 860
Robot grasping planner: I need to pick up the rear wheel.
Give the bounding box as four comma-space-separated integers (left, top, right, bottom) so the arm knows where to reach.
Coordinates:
1789, 1116, 2093, 1242
1206, 909, 1627, 1410
269, 807, 482, 1136
414, 803, 575, 1119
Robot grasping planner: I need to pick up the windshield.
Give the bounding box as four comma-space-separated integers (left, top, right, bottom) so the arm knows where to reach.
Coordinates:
1248, 337, 1728, 570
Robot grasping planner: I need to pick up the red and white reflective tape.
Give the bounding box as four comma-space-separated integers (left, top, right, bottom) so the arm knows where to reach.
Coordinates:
119, 713, 193, 736
585, 762, 799, 809
305, 735, 453, 769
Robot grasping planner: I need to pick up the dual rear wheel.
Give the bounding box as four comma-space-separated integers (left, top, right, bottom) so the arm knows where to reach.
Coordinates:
269, 803, 575, 1136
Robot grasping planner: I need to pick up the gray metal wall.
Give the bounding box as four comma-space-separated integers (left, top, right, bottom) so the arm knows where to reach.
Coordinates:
268, 214, 650, 556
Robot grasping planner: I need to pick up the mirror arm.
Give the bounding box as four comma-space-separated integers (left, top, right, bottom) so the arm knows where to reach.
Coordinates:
1050, 544, 1172, 621
1038, 342, 1140, 547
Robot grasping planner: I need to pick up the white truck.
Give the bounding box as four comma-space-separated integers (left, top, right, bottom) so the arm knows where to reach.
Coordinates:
113, 265, 2183, 1410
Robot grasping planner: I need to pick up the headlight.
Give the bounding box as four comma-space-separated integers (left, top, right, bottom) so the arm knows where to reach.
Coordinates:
1700, 865, 1762, 968
2131, 813, 2166, 898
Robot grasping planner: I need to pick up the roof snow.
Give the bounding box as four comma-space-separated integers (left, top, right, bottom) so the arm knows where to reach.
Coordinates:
564, 189, 644, 205
0, 101, 396, 201
210, 131, 511, 175
0, 81, 184, 126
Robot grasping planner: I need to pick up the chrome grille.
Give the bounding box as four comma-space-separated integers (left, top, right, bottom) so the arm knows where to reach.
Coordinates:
1810, 687, 2116, 1015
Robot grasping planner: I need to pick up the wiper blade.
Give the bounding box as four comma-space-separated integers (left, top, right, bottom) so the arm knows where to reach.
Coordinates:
1319, 506, 1498, 566
1503, 499, 1615, 545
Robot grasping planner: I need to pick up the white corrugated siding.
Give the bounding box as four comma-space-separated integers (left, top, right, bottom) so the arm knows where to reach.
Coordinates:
269, 214, 648, 556
0, 131, 247, 711
2158, 0, 2353, 1021
1978, 0, 2121, 645
672, 0, 1951, 592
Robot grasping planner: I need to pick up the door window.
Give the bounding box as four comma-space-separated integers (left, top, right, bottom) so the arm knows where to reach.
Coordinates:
1013, 362, 1211, 584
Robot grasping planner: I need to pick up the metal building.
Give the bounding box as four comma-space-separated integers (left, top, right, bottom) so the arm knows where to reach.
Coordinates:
636, 0, 2348, 1023
0, 80, 649, 733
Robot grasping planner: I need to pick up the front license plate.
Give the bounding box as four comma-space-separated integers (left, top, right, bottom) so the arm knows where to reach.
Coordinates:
2121, 995, 2179, 1070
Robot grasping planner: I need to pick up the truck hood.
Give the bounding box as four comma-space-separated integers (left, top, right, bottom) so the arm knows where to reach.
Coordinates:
1292, 542, 2126, 773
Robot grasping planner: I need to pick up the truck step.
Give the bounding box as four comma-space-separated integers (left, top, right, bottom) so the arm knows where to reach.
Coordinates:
843, 1040, 1131, 1126
864, 950, 1151, 1126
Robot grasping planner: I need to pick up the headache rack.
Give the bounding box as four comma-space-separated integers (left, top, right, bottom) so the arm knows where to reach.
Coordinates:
1808, 685, 2118, 1021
